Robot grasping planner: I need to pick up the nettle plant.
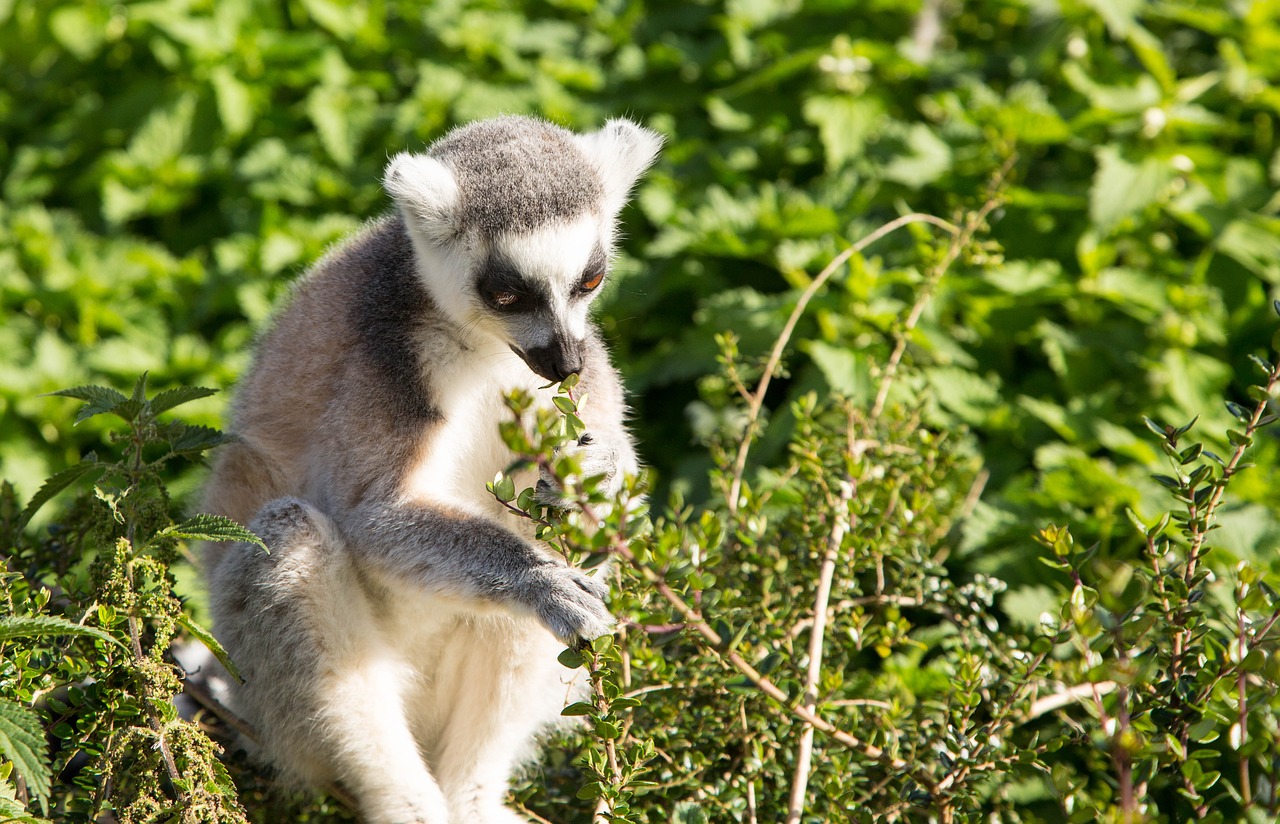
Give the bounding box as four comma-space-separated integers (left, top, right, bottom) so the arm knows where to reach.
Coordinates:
0, 376, 259, 824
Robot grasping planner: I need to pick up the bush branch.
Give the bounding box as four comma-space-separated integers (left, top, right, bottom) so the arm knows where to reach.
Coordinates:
726, 212, 958, 515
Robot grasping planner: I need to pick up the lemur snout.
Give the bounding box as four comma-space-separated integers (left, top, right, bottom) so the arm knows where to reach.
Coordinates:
522, 338, 584, 382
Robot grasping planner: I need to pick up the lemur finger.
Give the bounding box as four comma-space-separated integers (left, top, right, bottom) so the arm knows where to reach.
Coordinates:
535, 478, 570, 510
569, 568, 610, 602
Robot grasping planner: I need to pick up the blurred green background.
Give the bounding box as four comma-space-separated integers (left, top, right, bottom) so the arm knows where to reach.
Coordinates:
4, 0, 1280, 612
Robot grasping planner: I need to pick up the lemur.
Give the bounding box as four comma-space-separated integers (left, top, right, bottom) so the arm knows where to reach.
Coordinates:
200, 115, 661, 824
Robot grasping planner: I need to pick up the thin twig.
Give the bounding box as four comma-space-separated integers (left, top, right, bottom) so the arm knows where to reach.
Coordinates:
518, 802, 563, 824
182, 678, 260, 745
1238, 603, 1251, 807
828, 698, 894, 710
869, 163, 1012, 421
726, 212, 959, 515
1022, 681, 1117, 722
786, 441, 857, 824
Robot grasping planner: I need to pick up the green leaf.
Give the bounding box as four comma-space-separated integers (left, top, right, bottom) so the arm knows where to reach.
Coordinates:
575, 781, 603, 800
129, 372, 149, 405
0, 615, 122, 648
1224, 401, 1252, 422
18, 460, 103, 527
176, 613, 242, 683
491, 475, 516, 503
1173, 416, 1200, 437
560, 701, 595, 717
160, 515, 266, 551
0, 699, 50, 814
210, 65, 253, 138
1217, 215, 1280, 283
1090, 145, 1175, 234
149, 386, 217, 416
673, 801, 709, 824
167, 424, 230, 456
49, 5, 107, 60
882, 123, 952, 189
803, 96, 880, 170
552, 396, 577, 414
1081, 0, 1142, 36
1247, 385, 1272, 403
557, 648, 585, 669
43, 385, 128, 424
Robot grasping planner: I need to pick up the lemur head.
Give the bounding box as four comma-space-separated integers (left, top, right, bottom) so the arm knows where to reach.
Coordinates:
384, 115, 662, 382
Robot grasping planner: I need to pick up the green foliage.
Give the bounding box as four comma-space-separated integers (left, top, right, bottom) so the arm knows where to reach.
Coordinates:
1025, 343, 1280, 820
0, 696, 52, 817
4, 0, 1280, 538
4, 0, 1280, 821
0, 382, 252, 822
486, 235, 1280, 822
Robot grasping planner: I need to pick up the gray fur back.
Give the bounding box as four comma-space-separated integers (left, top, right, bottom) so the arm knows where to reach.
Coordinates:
428, 116, 603, 236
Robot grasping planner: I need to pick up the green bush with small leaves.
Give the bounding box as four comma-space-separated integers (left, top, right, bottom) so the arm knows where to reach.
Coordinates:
5, 0, 1280, 821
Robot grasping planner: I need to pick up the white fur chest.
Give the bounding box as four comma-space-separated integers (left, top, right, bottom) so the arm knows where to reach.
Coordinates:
400, 342, 549, 517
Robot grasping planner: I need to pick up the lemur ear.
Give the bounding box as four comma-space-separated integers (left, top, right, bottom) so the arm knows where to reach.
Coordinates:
575, 118, 663, 216
383, 152, 460, 242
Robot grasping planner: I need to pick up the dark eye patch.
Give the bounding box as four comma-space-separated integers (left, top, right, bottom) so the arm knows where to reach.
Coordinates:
476, 256, 544, 313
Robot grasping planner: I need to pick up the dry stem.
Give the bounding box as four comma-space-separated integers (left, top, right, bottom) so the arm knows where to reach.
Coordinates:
785, 425, 857, 824
726, 212, 958, 515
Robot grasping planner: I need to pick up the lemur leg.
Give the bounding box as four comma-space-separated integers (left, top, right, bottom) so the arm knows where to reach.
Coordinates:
210, 498, 450, 824
428, 618, 576, 824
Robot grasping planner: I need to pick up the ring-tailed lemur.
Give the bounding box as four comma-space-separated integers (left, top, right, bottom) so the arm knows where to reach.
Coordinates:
201, 115, 661, 824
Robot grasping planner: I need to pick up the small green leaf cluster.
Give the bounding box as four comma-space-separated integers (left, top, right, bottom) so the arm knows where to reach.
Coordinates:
558, 638, 655, 824
483, 381, 659, 821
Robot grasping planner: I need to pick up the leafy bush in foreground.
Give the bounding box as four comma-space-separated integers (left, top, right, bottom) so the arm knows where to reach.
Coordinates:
5, 201, 1280, 823
5, 0, 1280, 821
1, 378, 261, 824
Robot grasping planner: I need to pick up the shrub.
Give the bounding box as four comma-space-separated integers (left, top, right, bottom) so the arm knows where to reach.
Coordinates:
1, 378, 259, 824
6, 202, 1280, 822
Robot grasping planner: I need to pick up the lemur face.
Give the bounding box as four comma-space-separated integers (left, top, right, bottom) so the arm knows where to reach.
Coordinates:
475, 216, 608, 382
385, 116, 661, 381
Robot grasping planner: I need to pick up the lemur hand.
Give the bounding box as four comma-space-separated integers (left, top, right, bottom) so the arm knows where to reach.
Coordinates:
535, 432, 621, 510
517, 561, 615, 645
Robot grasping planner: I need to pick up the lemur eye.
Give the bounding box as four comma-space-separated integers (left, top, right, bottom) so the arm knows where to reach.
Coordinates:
579, 270, 605, 293
492, 291, 520, 308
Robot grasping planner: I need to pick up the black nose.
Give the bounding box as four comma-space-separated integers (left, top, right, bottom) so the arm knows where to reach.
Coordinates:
525, 340, 583, 382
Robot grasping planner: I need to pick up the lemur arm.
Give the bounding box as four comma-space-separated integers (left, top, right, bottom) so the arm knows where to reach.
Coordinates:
337, 497, 613, 644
